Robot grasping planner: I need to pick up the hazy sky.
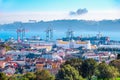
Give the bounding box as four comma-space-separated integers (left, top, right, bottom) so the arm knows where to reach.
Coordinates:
0, 0, 120, 24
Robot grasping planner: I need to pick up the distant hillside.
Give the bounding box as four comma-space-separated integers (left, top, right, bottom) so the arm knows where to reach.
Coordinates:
0, 19, 120, 32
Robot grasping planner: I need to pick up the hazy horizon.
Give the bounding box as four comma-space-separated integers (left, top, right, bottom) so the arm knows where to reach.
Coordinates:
0, 0, 120, 24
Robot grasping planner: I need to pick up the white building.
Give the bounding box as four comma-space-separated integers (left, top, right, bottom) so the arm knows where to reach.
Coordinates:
24, 40, 54, 46
42, 53, 62, 61
99, 45, 120, 48
24, 40, 54, 51
82, 52, 116, 62
56, 40, 91, 49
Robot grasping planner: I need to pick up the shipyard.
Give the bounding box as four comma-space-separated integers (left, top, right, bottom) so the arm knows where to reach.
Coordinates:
0, 25, 119, 75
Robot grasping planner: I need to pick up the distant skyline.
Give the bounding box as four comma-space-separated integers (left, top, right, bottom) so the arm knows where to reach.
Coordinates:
0, 0, 120, 24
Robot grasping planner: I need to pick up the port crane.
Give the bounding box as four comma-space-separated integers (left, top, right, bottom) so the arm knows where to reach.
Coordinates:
66, 28, 74, 41
45, 27, 53, 41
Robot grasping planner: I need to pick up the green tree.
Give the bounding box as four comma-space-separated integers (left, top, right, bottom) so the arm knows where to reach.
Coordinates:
5, 45, 11, 51
97, 62, 119, 80
9, 74, 29, 80
56, 64, 84, 80
35, 70, 55, 80
109, 59, 120, 73
0, 72, 8, 80
8, 76, 18, 80
81, 59, 97, 80
19, 77, 29, 80
23, 72, 36, 80
63, 58, 83, 75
